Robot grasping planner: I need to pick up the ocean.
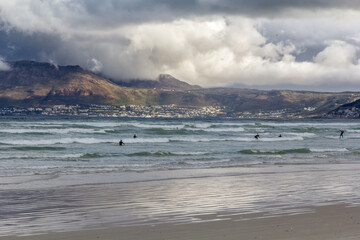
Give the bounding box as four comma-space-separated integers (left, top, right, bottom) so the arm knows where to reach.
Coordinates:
1, 117, 360, 236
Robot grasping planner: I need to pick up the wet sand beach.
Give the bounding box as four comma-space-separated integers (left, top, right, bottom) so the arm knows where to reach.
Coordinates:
2, 163, 360, 239
3, 204, 360, 240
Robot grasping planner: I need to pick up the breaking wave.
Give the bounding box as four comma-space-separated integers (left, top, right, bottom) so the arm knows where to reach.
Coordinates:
127, 151, 210, 157
239, 148, 312, 155
239, 148, 349, 155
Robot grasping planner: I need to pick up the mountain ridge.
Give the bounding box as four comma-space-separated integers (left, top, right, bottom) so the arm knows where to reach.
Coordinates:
1, 60, 360, 117
0, 60, 160, 106
110, 73, 201, 91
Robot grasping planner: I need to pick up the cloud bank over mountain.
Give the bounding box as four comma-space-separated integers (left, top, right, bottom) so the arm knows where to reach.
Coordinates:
0, 58, 11, 71
1, 0, 360, 90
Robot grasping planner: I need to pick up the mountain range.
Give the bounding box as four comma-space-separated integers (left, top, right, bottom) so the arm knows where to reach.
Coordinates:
112, 74, 201, 91
1, 60, 360, 117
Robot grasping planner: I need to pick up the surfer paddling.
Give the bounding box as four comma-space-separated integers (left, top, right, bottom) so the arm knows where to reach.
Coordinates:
254, 133, 260, 140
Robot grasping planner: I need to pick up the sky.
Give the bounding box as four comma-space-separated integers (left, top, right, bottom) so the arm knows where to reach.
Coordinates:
1, 0, 360, 91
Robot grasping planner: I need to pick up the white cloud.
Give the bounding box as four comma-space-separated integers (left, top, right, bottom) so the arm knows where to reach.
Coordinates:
1, 1, 360, 90
49, 59, 59, 70
88, 58, 103, 73
0, 58, 11, 71
314, 41, 358, 67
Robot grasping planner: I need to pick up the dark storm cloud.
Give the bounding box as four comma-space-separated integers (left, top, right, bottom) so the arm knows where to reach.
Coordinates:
0, 29, 63, 62
73, 0, 360, 22
2, 0, 357, 30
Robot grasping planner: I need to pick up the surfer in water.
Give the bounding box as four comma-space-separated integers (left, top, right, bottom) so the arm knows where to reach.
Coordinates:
254, 133, 260, 140
119, 140, 124, 146
133, 134, 137, 139
278, 134, 282, 138
340, 130, 345, 139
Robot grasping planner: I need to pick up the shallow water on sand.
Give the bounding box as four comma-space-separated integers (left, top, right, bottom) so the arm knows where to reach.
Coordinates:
1, 117, 360, 236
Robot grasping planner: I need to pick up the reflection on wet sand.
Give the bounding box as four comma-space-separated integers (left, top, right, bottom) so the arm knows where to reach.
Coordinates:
1, 163, 360, 236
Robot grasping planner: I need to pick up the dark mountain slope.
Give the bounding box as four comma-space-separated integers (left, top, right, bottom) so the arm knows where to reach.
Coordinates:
1, 60, 360, 117
0, 61, 159, 106
113, 74, 201, 90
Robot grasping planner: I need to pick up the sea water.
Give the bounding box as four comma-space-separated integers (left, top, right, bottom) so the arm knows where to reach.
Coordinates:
1, 117, 360, 236
0, 117, 358, 176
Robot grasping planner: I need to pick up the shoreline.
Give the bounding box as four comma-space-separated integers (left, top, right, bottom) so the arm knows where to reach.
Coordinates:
3, 204, 360, 240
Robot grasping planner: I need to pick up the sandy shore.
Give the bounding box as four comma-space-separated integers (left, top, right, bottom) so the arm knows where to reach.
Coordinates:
3, 204, 360, 240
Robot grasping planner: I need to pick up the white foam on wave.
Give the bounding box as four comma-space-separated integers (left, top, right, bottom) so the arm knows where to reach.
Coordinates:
0, 128, 104, 134
201, 127, 245, 132
286, 132, 317, 138
0, 153, 83, 160
67, 122, 125, 128
190, 123, 213, 128
252, 136, 304, 142
0, 137, 171, 145
0, 138, 118, 145
62, 153, 84, 158
130, 123, 185, 130
170, 136, 224, 142
10, 122, 65, 127
259, 122, 360, 127
326, 134, 360, 139
347, 130, 360, 133
247, 128, 266, 133
10, 121, 119, 128
216, 122, 256, 126
326, 136, 341, 139
170, 136, 303, 142
17, 121, 126, 128
173, 151, 210, 155
41, 153, 84, 159
310, 148, 348, 152
190, 122, 255, 129
66, 121, 184, 129
122, 137, 169, 143
243, 133, 270, 136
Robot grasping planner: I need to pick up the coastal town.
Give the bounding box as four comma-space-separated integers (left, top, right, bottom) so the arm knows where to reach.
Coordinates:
0, 104, 312, 119
0, 104, 228, 118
